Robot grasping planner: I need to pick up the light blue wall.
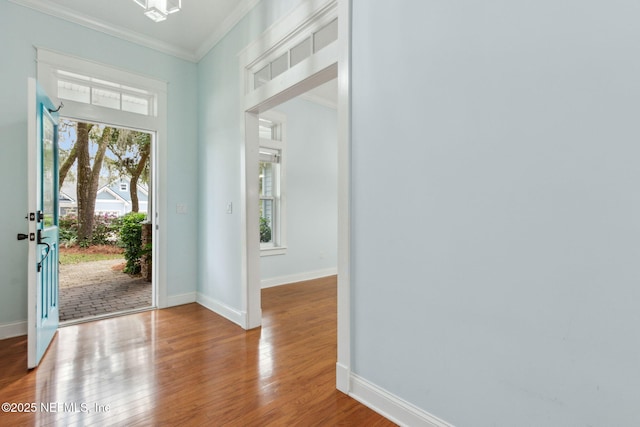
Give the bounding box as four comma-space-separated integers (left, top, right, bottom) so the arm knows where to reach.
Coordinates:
352, 1, 640, 426
260, 98, 338, 282
0, 1, 199, 326
197, 0, 305, 311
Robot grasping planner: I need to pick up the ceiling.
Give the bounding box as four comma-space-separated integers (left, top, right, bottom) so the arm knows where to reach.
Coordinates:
10, 0, 337, 106
10, 0, 261, 62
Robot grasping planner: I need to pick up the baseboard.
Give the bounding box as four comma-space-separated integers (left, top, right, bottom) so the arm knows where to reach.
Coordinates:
0, 320, 27, 340
196, 292, 246, 328
261, 268, 338, 288
166, 292, 197, 307
349, 374, 453, 427
336, 362, 350, 393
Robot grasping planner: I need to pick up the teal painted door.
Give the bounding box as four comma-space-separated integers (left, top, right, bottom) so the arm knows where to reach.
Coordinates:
27, 79, 60, 369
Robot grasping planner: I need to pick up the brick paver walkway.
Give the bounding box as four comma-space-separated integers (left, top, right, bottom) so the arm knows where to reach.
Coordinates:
59, 259, 152, 322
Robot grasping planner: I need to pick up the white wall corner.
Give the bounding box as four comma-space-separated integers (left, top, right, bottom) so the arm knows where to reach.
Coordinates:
0, 321, 28, 340
196, 292, 247, 329
166, 292, 197, 307
261, 268, 338, 289
349, 374, 453, 427
194, 0, 262, 61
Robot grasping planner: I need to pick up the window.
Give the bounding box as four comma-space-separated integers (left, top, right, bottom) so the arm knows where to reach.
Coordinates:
251, 17, 338, 90
36, 48, 166, 132
259, 149, 279, 245
259, 115, 286, 255
56, 70, 155, 116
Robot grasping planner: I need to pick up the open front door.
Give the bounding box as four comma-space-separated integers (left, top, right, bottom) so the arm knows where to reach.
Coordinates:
27, 78, 60, 369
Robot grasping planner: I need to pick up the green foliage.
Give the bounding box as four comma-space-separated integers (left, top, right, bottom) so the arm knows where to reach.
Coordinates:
105, 128, 151, 185
59, 215, 78, 246
119, 212, 147, 275
92, 213, 122, 245
260, 216, 272, 243
59, 213, 120, 247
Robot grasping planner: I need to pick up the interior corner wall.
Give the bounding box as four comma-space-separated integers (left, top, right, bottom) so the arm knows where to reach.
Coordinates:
0, 1, 199, 331
260, 98, 338, 285
351, 1, 640, 426
196, 0, 307, 313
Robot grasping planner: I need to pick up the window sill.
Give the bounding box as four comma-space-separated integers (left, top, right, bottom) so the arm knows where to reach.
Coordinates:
260, 246, 287, 257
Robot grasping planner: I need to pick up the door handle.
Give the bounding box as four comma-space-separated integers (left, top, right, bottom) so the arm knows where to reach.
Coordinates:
36, 230, 51, 272
17, 233, 35, 241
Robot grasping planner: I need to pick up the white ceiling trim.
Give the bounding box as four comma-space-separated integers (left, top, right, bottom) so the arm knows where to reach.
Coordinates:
9, 0, 197, 61
194, 0, 261, 61
9, 0, 259, 63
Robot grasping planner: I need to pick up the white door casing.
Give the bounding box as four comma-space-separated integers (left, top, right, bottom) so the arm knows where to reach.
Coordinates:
239, 0, 351, 393
36, 48, 168, 309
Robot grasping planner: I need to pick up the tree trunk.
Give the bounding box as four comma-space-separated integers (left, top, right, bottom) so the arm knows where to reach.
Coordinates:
76, 124, 111, 243
59, 144, 77, 189
76, 123, 93, 242
129, 147, 150, 213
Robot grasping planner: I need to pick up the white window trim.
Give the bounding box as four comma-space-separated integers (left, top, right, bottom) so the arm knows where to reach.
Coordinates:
56, 70, 156, 117
239, 0, 338, 97
36, 47, 166, 132
259, 111, 287, 257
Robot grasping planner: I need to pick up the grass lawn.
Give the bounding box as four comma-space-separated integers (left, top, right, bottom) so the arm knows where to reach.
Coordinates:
59, 245, 124, 265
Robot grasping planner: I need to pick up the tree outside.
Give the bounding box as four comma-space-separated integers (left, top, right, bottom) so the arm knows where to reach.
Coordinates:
58, 119, 150, 273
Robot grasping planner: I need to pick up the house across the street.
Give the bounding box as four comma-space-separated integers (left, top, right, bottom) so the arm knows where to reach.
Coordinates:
59, 177, 148, 217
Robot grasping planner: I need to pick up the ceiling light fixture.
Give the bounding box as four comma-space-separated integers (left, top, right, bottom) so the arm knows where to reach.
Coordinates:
134, 0, 182, 23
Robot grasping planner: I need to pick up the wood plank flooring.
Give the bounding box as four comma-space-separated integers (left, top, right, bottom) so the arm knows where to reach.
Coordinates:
0, 277, 395, 426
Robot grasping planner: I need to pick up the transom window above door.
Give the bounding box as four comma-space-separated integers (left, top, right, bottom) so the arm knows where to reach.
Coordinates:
56, 70, 156, 116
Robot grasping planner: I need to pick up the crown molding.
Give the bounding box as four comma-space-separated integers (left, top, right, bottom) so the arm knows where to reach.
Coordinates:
9, 0, 197, 61
195, 0, 262, 61
9, 0, 259, 63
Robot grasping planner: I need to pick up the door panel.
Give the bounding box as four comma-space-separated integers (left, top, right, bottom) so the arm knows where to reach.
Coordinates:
27, 78, 60, 369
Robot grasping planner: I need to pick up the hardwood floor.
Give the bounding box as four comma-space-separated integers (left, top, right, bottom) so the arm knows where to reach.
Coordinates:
0, 277, 395, 426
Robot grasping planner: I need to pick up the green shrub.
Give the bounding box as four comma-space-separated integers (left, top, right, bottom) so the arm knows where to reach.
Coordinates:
59, 213, 120, 247
91, 213, 120, 245
59, 214, 78, 246
119, 212, 147, 275
260, 216, 272, 243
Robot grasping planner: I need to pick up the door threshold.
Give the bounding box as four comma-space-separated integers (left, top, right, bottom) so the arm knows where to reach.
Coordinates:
59, 306, 156, 327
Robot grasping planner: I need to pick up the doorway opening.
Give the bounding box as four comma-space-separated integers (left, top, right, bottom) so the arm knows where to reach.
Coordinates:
57, 118, 155, 324
258, 79, 338, 291
244, 63, 337, 327
239, 0, 350, 391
